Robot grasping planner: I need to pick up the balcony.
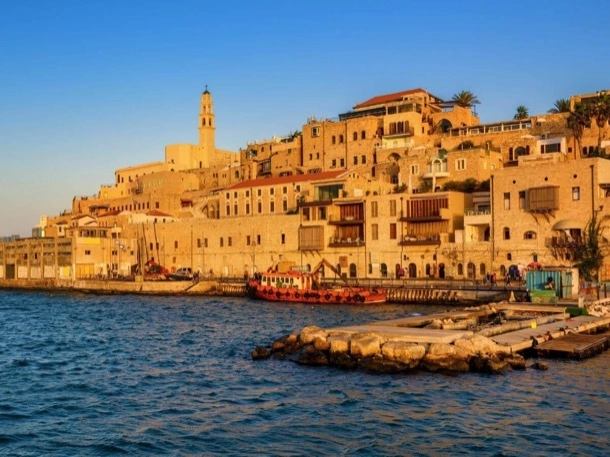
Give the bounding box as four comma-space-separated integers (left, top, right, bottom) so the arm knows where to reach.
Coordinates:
329, 237, 365, 248
464, 209, 491, 226
399, 234, 441, 246
546, 236, 581, 249
422, 162, 449, 179
328, 215, 364, 225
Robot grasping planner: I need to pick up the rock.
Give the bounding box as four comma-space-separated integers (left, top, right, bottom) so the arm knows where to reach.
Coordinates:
529, 361, 549, 371
300, 326, 327, 344
381, 341, 425, 369
359, 354, 411, 373
313, 336, 330, 351
251, 346, 271, 360
330, 351, 358, 370
328, 335, 350, 354
469, 355, 511, 374
350, 334, 383, 359
422, 343, 470, 373
290, 344, 329, 366
455, 334, 499, 357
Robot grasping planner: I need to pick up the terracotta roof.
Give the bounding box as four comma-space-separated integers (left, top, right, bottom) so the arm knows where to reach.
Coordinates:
146, 209, 173, 217
354, 88, 429, 109
98, 210, 122, 218
227, 170, 347, 190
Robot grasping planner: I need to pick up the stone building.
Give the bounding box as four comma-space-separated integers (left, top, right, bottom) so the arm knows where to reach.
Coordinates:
5, 86, 610, 283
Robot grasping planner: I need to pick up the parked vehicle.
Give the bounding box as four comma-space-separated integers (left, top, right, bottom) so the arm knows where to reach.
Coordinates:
169, 267, 193, 281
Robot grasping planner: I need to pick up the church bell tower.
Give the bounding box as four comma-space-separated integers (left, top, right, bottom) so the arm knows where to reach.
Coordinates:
198, 86, 215, 168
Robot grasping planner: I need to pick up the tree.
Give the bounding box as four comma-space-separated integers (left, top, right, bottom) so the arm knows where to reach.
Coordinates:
548, 98, 570, 113
588, 90, 610, 151
573, 213, 607, 282
451, 90, 480, 108
514, 105, 529, 120
567, 102, 591, 157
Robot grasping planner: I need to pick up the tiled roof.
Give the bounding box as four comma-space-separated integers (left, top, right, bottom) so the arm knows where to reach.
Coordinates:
227, 170, 347, 190
354, 88, 427, 109
98, 210, 122, 218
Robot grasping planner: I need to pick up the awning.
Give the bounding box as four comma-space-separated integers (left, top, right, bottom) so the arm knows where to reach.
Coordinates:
552, 219, 582, 230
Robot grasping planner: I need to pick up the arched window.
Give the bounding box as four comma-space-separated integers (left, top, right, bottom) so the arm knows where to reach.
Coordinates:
479, 263, 486, 276
380, 263, 388, 277
361, 130, 366, 140
408, 263, 417, 278
339, 134, 344, 143
507, 253, 512, 261
331, 135, 336, 145
503, 227, 511, 240
524, 231, 537, 240
353, 132, 358, 141
226, 205, 230, 216
457, 263, 464, 276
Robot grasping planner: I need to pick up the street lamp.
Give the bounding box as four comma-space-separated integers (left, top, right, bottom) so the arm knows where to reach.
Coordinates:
400, 196, 404, 278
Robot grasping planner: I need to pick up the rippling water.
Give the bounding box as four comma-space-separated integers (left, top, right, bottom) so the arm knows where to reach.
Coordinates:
0, 290, 608, 456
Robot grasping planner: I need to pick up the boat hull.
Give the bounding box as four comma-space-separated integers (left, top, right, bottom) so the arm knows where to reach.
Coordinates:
247, 281, 386, 305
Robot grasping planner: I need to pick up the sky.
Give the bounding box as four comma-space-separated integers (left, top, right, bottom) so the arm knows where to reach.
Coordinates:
1, 0, 609, 236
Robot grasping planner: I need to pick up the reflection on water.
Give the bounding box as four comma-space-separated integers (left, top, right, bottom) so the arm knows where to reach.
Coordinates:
0, 290, 608, 456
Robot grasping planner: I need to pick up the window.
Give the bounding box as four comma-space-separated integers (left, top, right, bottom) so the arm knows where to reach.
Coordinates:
246, 203, 250, 215
389, 223, 397, 240
270, 201, 275, 213
174, 241, 178, 249
503, 227, 510, 240
257, 201, 262, 213
155, 202, 160, 209
257, 235, 261, 244
84, 250, 91, 256
389, 200, 397, 217
226, 205, 230, 216
283, 186, 288, 194
282, 199, 288, 212
228, 237, 232, 247
233, 191, 238, 198
524, 231, 537, 240
353, 156, 358, 165
456, 158, 466, 170
312, 127, 320, 137
281, 234, 285, 244
226, 192, 230, 199
245, 190, 250, 197
362, 155, 366, 164
318, 207, 326, 220
331, 135, 336, 144
247, 235, 251, 245
572, 186, 580, 201
339, 134, 344, 143
234, 204, 238, 215
371, 201, 378, 217
197, 238, 202, 248
340, 158, 345, 167
372, 224, 379, 240
361, 130, 366, 140
504, 192, 511, 210
204, 238, 208, 248
220, 237, 224, 247
519, 191, 526, 209
353, 132, 357, 141
411, 164, 419, 175
257, 189, 262, 196
270, 188, 275, 195
331, 159, 336, 168
302, 207, 311, 221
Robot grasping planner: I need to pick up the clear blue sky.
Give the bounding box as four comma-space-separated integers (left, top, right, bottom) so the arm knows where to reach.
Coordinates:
1, 0, 609, 236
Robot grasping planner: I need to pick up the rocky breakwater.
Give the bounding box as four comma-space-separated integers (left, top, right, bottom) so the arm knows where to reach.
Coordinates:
252, 325, 526, 375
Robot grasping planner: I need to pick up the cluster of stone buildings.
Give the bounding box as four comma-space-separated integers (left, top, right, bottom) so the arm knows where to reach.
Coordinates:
2, 86, 610, 282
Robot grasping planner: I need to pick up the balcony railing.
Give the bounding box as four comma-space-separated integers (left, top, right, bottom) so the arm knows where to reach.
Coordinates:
399, 234, 441, 246
546, 236, 582, 248
329, 237, 365, 248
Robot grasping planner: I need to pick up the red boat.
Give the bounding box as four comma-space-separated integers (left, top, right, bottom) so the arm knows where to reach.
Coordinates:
247, 259, 386, 305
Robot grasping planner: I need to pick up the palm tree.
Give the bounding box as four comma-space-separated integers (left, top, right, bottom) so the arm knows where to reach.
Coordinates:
451, 90, 480, 108
548, 98, 570, 113
588, 90, 610, 151
514, 105, 529, 120
567, 102, 591, 158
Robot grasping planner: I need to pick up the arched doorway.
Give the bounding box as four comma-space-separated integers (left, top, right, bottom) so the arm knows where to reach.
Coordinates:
349, 263, 357, 278
408, 263, 417, 278
438, 263, 446, 279
380, 263, 388, 278
467, 262, 476, 279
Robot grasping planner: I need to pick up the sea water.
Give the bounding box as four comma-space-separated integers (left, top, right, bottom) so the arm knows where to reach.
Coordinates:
0, 290, 608, 456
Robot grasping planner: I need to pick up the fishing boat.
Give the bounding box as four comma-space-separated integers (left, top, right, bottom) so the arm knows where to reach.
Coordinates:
247, 259, 386, 304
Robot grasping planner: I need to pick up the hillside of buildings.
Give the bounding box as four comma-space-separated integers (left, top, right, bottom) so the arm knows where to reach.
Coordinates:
3, 87, 610, 284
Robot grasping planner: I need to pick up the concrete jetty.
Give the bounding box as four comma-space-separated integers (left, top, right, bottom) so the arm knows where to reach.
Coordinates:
253, 301, 610, 374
